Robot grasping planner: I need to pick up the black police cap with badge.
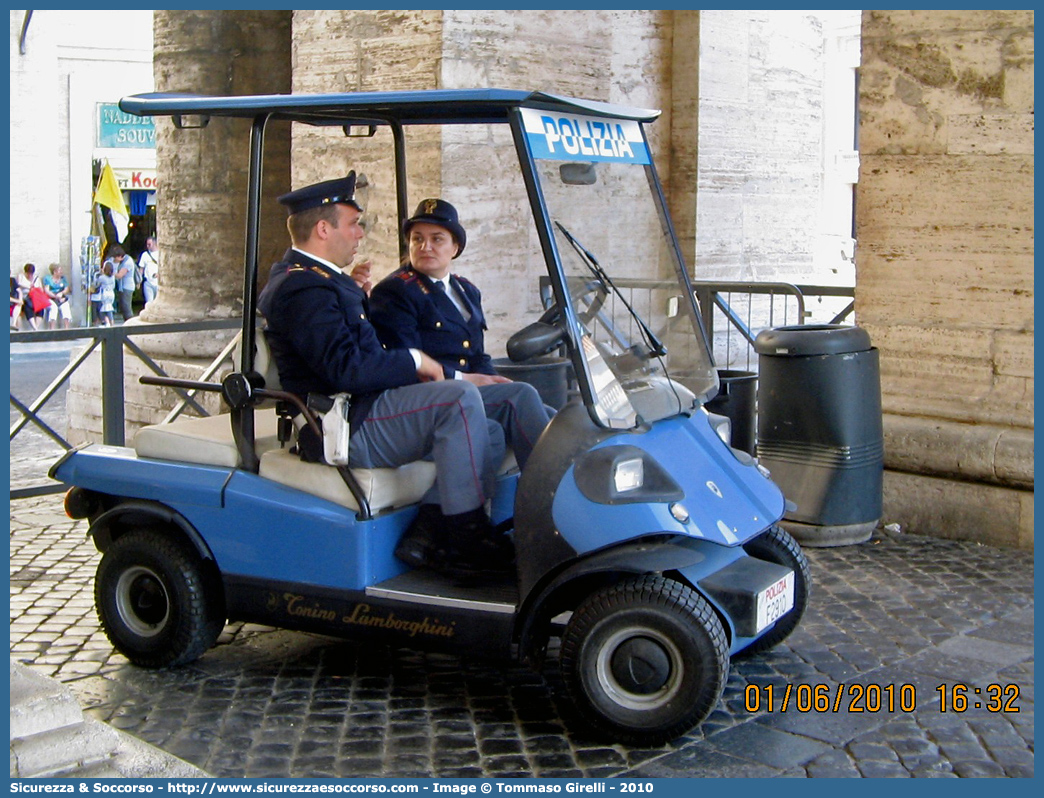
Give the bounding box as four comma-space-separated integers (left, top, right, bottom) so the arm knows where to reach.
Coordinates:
403, 198, 467, 258
278, 171, 362, 215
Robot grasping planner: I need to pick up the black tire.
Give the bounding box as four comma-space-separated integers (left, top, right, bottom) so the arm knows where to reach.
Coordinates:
740, 525, 811, 656
95, 529, 224, 668
560, 575, 729, 746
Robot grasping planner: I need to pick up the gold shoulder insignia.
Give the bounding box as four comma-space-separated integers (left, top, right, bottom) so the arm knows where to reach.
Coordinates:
309, 266, 331, 279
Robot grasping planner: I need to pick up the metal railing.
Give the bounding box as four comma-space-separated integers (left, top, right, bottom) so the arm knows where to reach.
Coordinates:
694, 281, 855, 371
540, 276, 855, 371
10, 319, 241, 499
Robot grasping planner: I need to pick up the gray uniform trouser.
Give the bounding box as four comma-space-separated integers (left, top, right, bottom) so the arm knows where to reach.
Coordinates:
477, 381, 553, 470
348, 381, 503, 516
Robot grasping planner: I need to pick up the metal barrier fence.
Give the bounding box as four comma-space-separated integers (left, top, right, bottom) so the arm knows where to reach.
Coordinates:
539, 277, 855, 372
693, 281, 855, 371
10, 319, 241, 499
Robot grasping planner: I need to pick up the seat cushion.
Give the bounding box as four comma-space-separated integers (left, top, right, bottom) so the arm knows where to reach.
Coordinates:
259, 448, 436, 513
258, 449, 520, 513
134, 409, 282, 468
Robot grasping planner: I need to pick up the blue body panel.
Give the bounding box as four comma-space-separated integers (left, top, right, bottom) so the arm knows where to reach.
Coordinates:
54, 445, 521, 593
218, 471, 408, 590
55, 434, 790, 656
54, 445, 231, 509
668, 543, 770, 656
552, 411, 785, 556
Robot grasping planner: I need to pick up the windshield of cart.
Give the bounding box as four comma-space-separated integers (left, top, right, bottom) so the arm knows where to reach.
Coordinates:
521, 107, 718, 428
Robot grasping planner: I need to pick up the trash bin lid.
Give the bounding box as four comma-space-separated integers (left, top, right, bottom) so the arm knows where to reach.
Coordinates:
754, 324, 872, 357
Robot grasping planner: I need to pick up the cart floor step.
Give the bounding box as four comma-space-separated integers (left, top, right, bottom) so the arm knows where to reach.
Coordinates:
368, 569, 519, 613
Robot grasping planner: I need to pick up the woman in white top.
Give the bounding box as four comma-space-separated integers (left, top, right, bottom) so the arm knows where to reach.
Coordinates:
137, 236, 159, 307
15, 263, 43, 330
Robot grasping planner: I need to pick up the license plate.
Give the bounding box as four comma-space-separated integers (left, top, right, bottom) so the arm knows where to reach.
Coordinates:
755, 571, 795, 633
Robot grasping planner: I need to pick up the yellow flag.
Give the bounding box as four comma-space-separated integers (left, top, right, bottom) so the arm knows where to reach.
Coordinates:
94, 161, 129, 242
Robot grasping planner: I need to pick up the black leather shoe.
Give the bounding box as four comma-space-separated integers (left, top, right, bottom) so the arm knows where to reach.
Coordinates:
397, 506, 515, 581
439, 509, 515, 579
394, 504, 446, 568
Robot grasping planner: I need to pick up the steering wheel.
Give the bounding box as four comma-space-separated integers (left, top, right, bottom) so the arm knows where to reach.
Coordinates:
537, 278, 607, 329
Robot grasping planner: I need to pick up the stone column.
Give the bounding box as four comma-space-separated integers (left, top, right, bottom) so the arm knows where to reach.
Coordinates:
145, 9, 293, 331
290, 10, 444, 274
67, 10, 292, 444
856, 10, 1034, 548
668, 11, 701, 271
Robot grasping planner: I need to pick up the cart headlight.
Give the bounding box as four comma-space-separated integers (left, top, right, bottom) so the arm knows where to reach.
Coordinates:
613, 457, 644, 493
574, 445, 683, 505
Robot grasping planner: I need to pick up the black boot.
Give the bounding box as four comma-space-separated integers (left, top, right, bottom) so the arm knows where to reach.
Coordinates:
394, 504, 447, 569
438, 508, 515, 580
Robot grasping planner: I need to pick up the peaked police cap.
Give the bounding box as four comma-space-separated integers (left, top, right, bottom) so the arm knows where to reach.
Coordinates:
278, 171, 362, 215
403, 198, 466, 258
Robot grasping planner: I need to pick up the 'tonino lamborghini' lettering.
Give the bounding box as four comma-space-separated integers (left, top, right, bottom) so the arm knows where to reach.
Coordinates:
343, 603, 456, 638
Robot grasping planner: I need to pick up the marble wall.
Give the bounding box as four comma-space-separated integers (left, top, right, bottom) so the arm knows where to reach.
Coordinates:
857, 10, 1034, 548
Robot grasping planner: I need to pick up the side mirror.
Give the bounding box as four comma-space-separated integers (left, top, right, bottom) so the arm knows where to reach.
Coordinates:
506, 322, 566, 362
560, 162, 597, 185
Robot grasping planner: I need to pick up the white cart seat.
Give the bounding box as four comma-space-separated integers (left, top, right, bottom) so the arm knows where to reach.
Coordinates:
134, 409, 282, 468
258, 448, 519, 513
258, 449, 436, 513
134, 400, 519, 515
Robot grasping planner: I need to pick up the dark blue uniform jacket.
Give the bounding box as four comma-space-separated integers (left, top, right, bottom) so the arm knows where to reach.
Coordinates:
369, 266, 495, 378
257, 249, 417, 426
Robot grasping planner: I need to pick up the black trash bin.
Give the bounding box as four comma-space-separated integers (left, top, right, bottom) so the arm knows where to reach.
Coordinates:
704, 369, 757, 456
492, 356, 571, 410
754, 324, 883, 546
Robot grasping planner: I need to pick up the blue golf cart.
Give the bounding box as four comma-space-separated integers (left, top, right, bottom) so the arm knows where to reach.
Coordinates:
52, 89, 810, 745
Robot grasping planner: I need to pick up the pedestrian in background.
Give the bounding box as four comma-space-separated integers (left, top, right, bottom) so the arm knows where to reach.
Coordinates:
107, 244, 136, 321
11, 276, 23, 329
137, 236, 159, 308
16, 263, 45, 331
42, 263, 72, 329
94, 261, 117, 326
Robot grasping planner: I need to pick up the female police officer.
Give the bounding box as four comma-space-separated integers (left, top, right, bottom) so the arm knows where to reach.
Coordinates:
370, 198, 552, 472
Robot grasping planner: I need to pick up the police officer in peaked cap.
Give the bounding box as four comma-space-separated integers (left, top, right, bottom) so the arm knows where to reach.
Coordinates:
277, 172, 364, 214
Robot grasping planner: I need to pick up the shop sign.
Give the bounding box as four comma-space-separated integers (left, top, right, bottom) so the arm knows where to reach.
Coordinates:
97, 103, 155, 149
111, 168, 158, 191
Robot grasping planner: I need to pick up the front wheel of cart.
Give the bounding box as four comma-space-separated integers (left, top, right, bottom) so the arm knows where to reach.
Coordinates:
560, 575, 729, 746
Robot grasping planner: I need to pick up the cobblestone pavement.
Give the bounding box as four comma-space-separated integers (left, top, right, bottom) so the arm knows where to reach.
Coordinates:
10, 493, 1034, 778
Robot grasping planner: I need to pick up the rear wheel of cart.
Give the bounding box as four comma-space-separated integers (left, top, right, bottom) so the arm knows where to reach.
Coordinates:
96, 529, 225, 668
740, 524, 811, 656
560, 575, 728, 746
